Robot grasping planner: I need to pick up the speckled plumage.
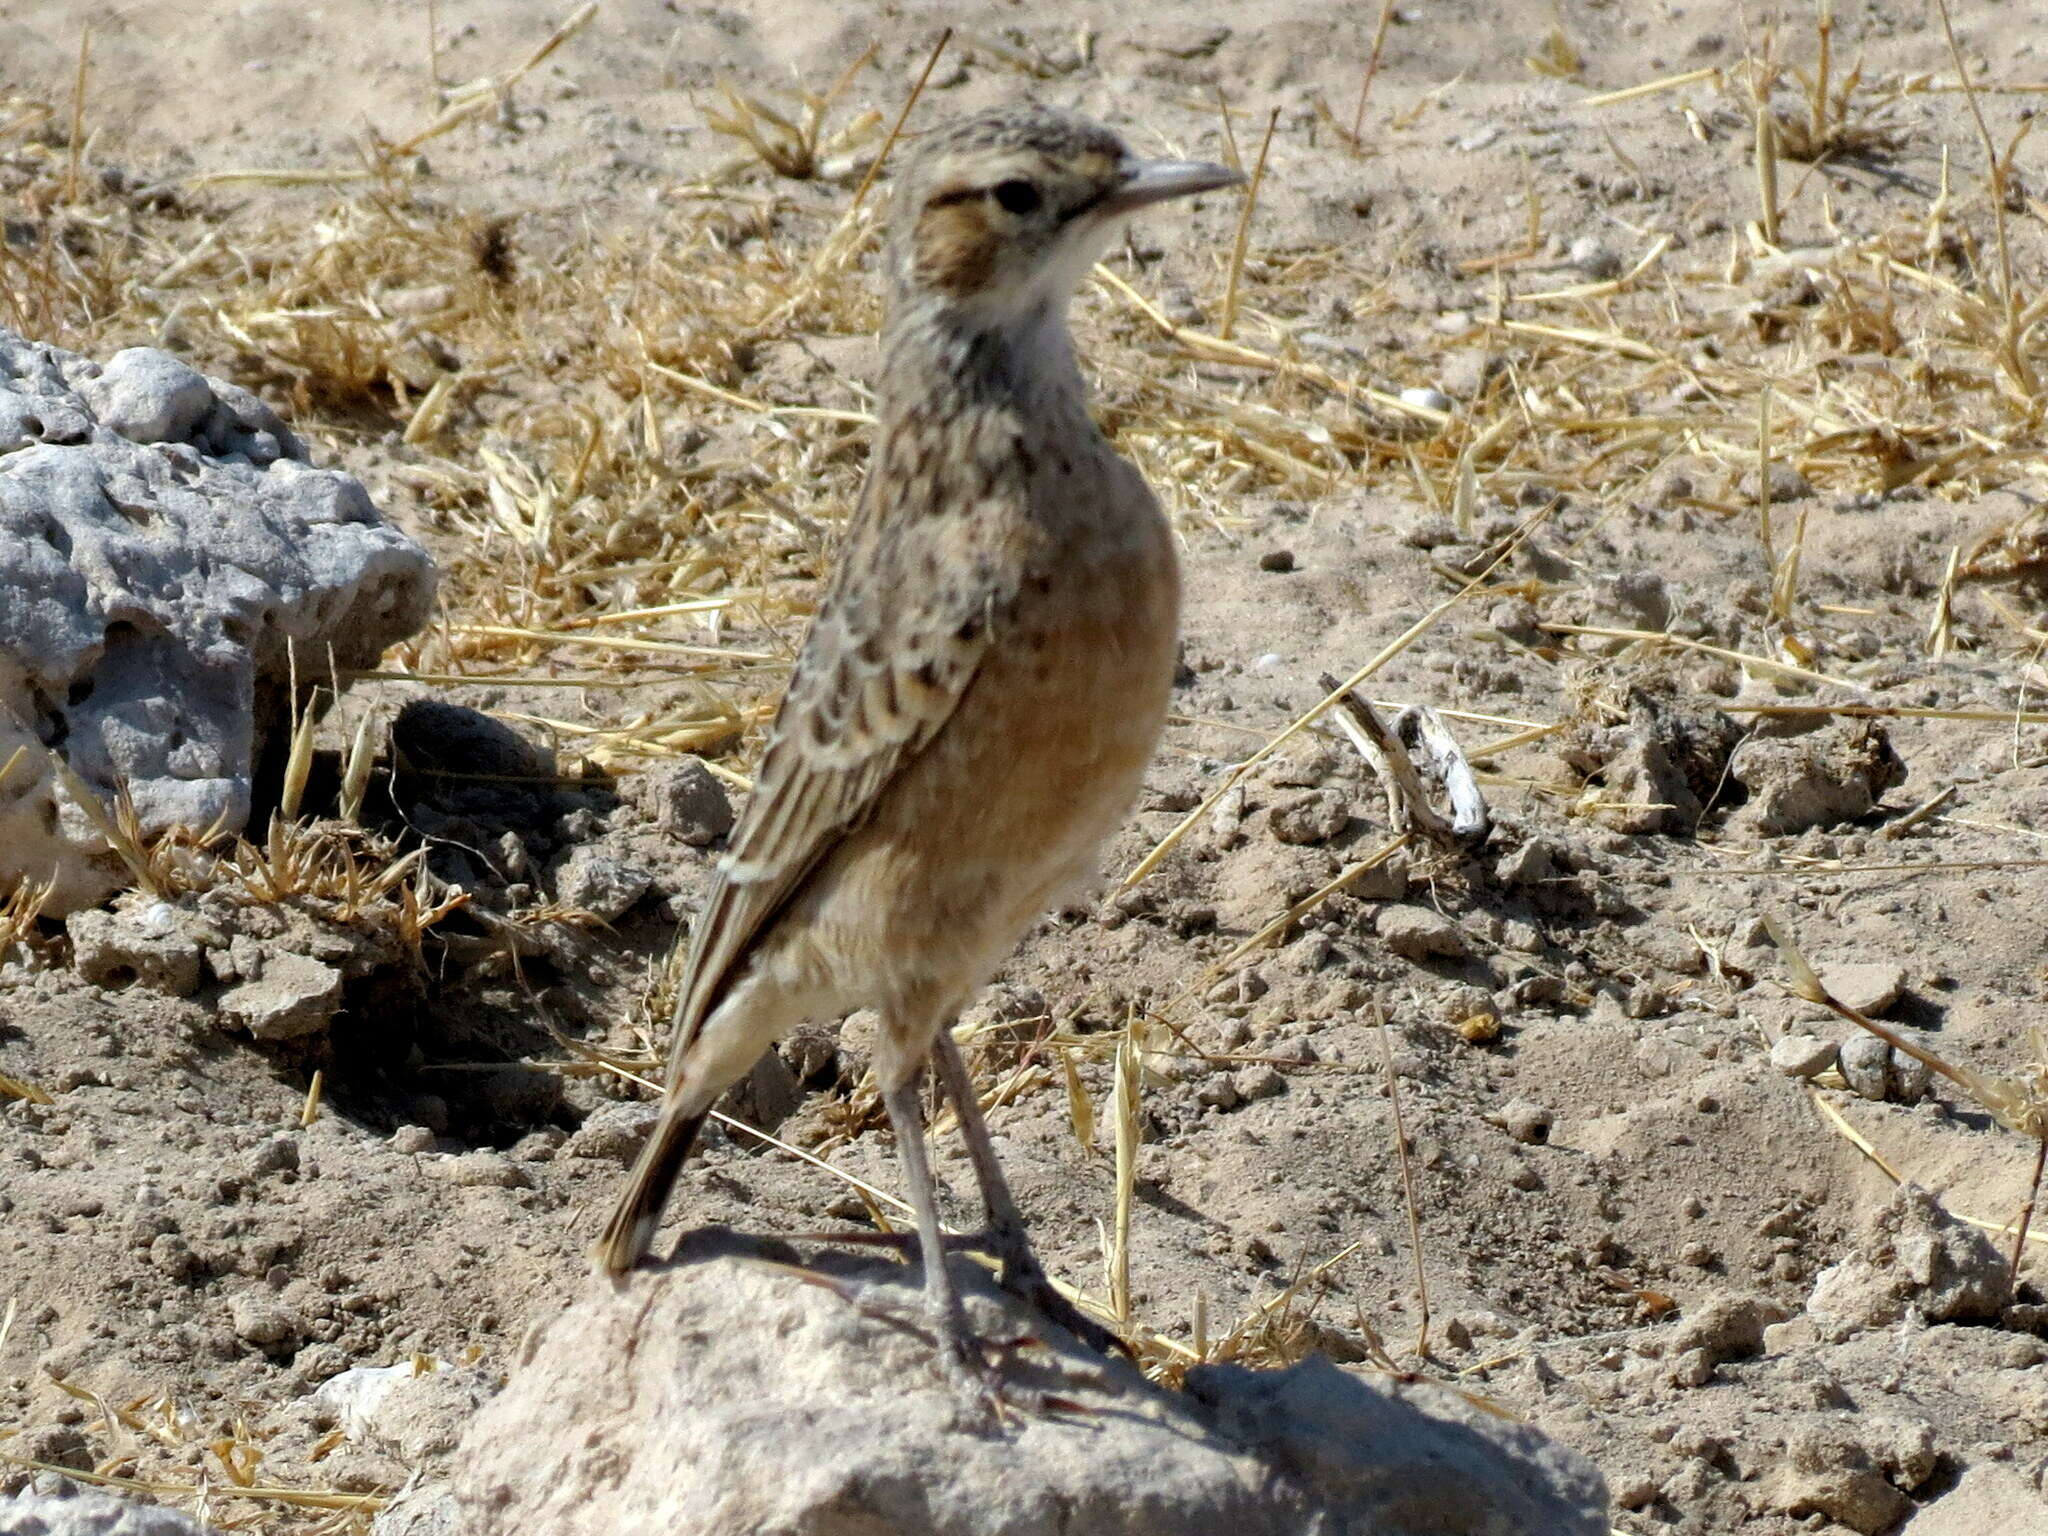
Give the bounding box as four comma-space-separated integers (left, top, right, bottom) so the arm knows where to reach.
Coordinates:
595, 106, 1238, 1391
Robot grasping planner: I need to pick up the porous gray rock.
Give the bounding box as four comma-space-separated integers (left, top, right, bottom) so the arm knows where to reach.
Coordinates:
0, 1485, 223, 1536
0, 326, 435, 915
451, 1232, 1609, 1536
64, 902, 202, 996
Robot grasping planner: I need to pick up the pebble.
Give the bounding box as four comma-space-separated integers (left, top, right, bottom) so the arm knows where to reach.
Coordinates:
1399, 386, 1452, 413
1770, 1034, 1838, 1079
1493, 1099, 1552, 1145
1838, 1035, 1892, 1101
1820, 962, 1907, 1016
1233, 1065, 1285, 1102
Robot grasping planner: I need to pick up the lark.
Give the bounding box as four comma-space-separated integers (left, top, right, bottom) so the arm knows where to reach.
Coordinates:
595, 105, 1240, 1393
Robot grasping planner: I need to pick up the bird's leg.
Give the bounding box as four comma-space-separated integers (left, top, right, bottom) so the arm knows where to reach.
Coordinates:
930, 1030, 1128, 1358
880, 1072, 1014, 1407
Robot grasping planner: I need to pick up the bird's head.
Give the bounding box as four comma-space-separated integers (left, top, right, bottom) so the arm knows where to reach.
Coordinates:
886, 106, 1241, 336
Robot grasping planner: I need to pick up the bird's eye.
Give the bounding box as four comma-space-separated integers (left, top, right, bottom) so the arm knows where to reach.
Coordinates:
990, 179, 1042, 216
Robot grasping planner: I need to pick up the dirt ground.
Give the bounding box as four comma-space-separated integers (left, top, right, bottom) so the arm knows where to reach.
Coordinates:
4, 1, 2048, 1531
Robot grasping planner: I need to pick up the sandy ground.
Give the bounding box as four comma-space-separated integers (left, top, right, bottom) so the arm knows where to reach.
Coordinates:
4, 1, 2048, 1531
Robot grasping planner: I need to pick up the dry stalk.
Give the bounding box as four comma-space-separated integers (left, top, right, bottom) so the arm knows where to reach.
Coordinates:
1218, 109, 1278, 343
1347, 0, 1402, 149
1377, 1011, 1431, 1358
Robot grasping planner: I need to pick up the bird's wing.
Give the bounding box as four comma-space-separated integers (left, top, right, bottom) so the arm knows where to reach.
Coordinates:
661, 477, 1030, 1068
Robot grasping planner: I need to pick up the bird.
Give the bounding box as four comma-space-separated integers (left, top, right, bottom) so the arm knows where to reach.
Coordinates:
594, 103, 1242, 1397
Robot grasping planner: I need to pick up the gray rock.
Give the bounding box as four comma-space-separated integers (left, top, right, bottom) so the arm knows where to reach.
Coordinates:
632, 756, 734, 845
219, 952, 343, 1041
76, 349, 216, 445
1838, 1035, 1893, 1101
450, 1233, 1609, 1536
1770, 1033, 1838, 1079
64, 904, 202, 996
0, 1486, 224, 1535
0, 326, 435, 915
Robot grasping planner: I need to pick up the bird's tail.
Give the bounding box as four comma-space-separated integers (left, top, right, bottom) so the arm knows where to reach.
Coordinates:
591, 1104, 708, 1275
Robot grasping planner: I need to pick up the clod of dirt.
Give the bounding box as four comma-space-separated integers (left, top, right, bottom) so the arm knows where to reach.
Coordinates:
628, 756, 735, 846
1819, 961, 1907, 1016
1557, 680, 1742, 835
1806, 1184, 2008, 1329
562, 1099, 661, 1163
219, 951, 345, 1041
1375, 903, 1471, 960
0, 325, 436, 915
550, 845, 654, 922
1727, 719, 1906, 837
1668, 1292, 1790, 1366
0, 1484, 221, 1536
1765, 1422, 1915, 1534
448, 1232, 1610, 1536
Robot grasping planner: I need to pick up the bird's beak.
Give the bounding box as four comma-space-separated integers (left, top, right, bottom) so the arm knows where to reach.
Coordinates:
1094, 157, 1245, 217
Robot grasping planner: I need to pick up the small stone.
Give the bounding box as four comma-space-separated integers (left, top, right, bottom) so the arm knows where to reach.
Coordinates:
1567, 234, 1622, 278
1493, 1099, 1552, 1145
1399, 386, 1453, 413
554, 846, 653, 921
1375, 904, 1470, 961
1494, 839, 1556, 886
390, 1125, 436, 1154
1258, 548, 1297, 573
1671, 1292, 1789, 1363
564, 1100, 662, 1163
294, 1341, 350, 1383
1233, 1065, 1285, 1101
79, 347, 217, 443
219, 952, 344, 1041
229, 1292, 302, 1349
1196, 1073, 1240, 1109
246, 1135, 300, 1177
1611, 1473, 1659, 1510
1770, 1034, 1838, 1079
1268, 789, 1350, 845
1838, 1035, 1892, 1101
1821, 962, 1907, 1016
